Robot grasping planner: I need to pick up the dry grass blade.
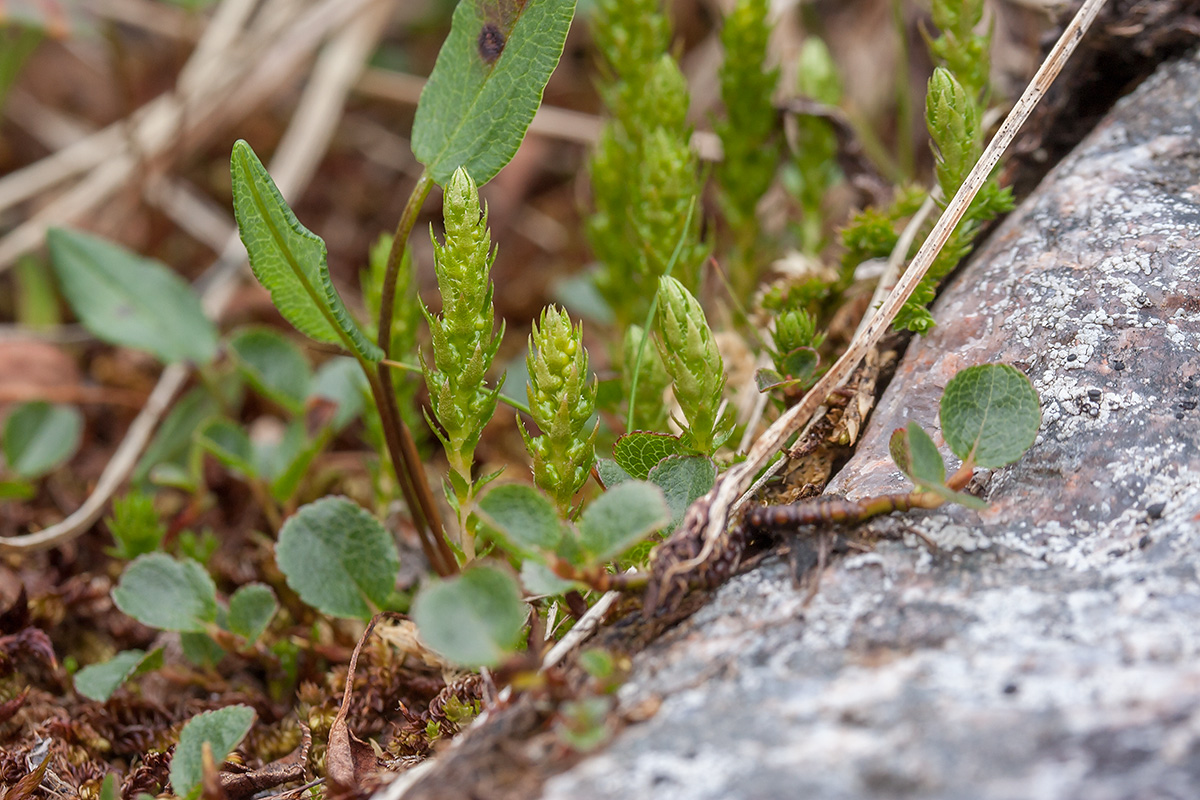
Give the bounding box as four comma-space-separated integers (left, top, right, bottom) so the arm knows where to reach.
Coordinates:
0, 0, 379, 271
658, 0, 1110, 591
0, 0, 391, 554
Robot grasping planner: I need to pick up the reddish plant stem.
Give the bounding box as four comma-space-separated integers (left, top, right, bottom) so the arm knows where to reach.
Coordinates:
368, 169, 458, 576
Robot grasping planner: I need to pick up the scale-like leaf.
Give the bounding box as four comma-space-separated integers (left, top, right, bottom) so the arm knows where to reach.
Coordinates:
229, 327, 311, 414
111, 554, 218, 633
940, 364, 1041, 468
74, 648, 164, 702
230, 140, 382, 362
170, 705, 256, 798
48, 228, 218, 365
412, 0, 577, 186
411, 565, 526, 667
2, 401, 82, 478
613, 431, 686, 480
577, 480, 670, 563
275, 497, 400, 620
477, 483, 563, 556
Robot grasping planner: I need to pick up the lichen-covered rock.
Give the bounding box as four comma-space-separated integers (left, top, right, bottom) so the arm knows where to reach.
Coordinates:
540, 51, 1200, 800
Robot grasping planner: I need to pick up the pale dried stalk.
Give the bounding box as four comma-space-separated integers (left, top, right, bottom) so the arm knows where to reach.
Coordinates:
6, 92, 233, 253
0, 0, 390, 554
0, 0, 268, 215
0, 0, 373, 268
662, 0, 1109, 584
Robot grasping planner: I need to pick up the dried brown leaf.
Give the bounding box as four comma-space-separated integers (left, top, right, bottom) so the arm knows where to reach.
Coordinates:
0, 628, 57, 673
218, 724, 310, 800
0, 588, 29, 635
326, 614, 404, 793
2, 752, 49, 800
0, 687, 29, 726
200, 743, 228, 800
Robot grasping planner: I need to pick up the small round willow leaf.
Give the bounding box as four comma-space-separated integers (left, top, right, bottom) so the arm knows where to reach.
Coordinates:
411, 565, 526, 667
940, 364, 1041, 468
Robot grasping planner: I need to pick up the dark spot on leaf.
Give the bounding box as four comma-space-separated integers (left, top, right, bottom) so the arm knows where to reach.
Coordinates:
478, 23, 505, 64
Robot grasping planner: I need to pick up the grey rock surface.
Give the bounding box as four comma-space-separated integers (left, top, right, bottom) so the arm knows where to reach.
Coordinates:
540, 52, 1200, 800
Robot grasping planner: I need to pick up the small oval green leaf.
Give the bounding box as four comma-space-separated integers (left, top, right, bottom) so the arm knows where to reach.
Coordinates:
940, 364, 1041, 468
3, 401, 82, 478
48, 228, 218, 364
111, 553, 218, 633
595, 457, 632, 489
229, 327, 312, 414
412, 0, 577, 186
888, 421, 946, 486
477, 483, 563, 557
230, 140, 382, 362
170, 705, 256, 798
275, 497, 400, 620
577, 480, 671, 563
227, 583, 277, 644
647, 454, 717, 532
412, 564, 526, 667
613, 431, 686, 480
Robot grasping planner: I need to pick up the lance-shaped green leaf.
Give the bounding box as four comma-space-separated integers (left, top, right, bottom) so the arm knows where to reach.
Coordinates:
74, 648, 164, 702
940, 364, 1041, 468
48, 228, 218, 365
412, 0, 577, 186
889, 421, 945, 486
230, 140, 382, 362
195, 418, 257, 479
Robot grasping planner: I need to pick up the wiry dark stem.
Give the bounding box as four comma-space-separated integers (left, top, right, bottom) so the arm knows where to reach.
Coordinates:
367, 170, 457, 576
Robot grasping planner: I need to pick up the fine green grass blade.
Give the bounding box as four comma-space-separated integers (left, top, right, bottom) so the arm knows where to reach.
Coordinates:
412, 0, 576, 186
230, 140, 383, 362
